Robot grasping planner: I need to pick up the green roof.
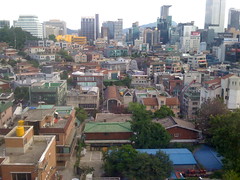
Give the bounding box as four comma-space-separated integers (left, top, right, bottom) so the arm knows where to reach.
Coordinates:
84, 122, 132, 133
0, 101, 13, 113
44, 82, 62, 87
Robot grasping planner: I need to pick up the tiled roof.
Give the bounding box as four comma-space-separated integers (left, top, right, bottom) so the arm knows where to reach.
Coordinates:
105, 86, 121, 100
153, 116, 200, 132
95, 113, 132, 122
166, 97, 180, 106
84, 122, 132, 133
204, 78, 221, 85
142, 98, 159, 106
221, 74, 234, 79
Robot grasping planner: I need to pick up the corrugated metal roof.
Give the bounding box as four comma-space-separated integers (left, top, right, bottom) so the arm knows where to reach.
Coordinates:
84, 122, 132, 133
137, 148, 197, 165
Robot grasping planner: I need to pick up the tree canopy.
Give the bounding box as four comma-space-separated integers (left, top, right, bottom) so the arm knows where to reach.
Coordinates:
103, 145, 173, 180
196, 98, 229, 137
103, 76, 132, 88
75, 107, 88, 123
14, 87, 29, 104
210, 110, 240, 174
48, 34, 56, 42
128, 102, 171, 149
128, 102, 152, 121
0, 27, 38, 50
154, 105, 175, 119
57, 49, 74, 62
131, 120, 171, 148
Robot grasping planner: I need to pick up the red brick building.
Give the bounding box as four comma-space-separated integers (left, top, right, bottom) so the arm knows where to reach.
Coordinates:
153, 116, 201, 143
84, 122, 132, 150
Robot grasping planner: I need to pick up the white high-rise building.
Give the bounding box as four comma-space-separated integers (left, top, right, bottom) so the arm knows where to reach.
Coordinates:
204, 0, 226, 33
14, 15, 43, 39
114, 19, 123, 42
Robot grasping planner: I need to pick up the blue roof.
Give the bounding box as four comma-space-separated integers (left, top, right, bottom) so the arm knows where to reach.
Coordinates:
137, 148, 197, 165
194, 145, 222, 171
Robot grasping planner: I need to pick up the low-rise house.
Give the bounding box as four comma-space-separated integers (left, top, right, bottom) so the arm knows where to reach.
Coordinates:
30, 80, 67, 106
95, 113, 132, 122
101, 58, 130, 73
0, 126, 57, 179
153, 116, 202, 143
84, 122, 132, 150
131, 75, 150, 87
67, 87, 100, 111
0, 101, 13, 128
141, 97, 160, 112
72, 71, 104, 90
23, 105, 76, 167
166, 97, 180, 116
29, 53, 55, 65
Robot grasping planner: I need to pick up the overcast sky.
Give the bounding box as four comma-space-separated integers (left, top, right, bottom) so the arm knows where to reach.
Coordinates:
1, 0, 240, 30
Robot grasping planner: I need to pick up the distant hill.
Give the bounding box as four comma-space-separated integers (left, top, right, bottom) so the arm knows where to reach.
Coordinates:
67, 28, 79, 35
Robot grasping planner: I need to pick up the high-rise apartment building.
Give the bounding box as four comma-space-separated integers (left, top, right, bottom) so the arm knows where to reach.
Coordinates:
95, 14, 100, 39
157, 5, 172, 44
14, 15, 43, 39
43, 19, 67, 38
102, 21, 115, 40
0, 20, 10, 28
114, 19, 123, 42
161, 5, 171, 19
228, 8, 240, 30
204, 0, 226, 33
80, 16, 95, 42
80, 14, 99, 43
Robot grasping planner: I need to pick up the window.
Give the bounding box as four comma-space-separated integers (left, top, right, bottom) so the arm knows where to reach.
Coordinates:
174, 133, 180, 137
12, 173, 31, 180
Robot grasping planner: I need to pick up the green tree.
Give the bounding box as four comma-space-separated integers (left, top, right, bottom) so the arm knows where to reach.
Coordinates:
128, 103, 171, 148
154, 105, 175, 119
0, 27, 38, 50
223, 170, 240, 180
196, 98, 229, 137
14, 87, 29, 103
103, 145, 173, 180
128, 102, 152, 121
210, 110, 240, 173
48, 34, 56, 42
60, 70, 68, 80
131, 120, 171, 148
75, 107, 88, 123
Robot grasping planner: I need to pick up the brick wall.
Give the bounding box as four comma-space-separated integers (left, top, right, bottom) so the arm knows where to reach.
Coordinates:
86, 132, 132, 140
167, 127, 199, 140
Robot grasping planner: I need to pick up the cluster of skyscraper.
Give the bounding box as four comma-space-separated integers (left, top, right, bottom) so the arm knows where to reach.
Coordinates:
0, 0, 240, 47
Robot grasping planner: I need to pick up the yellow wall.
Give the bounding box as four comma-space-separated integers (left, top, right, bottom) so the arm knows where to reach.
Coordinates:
56, 35, 87, 44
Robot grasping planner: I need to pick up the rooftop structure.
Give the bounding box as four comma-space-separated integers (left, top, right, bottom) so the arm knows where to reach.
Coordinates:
0, 126, 57, 179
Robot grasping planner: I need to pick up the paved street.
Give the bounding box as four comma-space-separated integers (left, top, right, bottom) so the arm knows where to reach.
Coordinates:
81, 151, 104, 177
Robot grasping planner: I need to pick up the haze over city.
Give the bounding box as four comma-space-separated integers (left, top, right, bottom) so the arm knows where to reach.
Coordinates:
1, 0, 240, 29
1, 0, 240, 179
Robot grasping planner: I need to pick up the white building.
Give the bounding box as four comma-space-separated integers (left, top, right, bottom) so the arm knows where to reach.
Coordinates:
200, 74, 240, 110
204, 0, 226, 33
180, 25, 197, 52
114, 19, 123, 42
14, 15, 43, 39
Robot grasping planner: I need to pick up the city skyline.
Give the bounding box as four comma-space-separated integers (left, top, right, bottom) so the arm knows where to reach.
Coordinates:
0, 0, 240, 30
